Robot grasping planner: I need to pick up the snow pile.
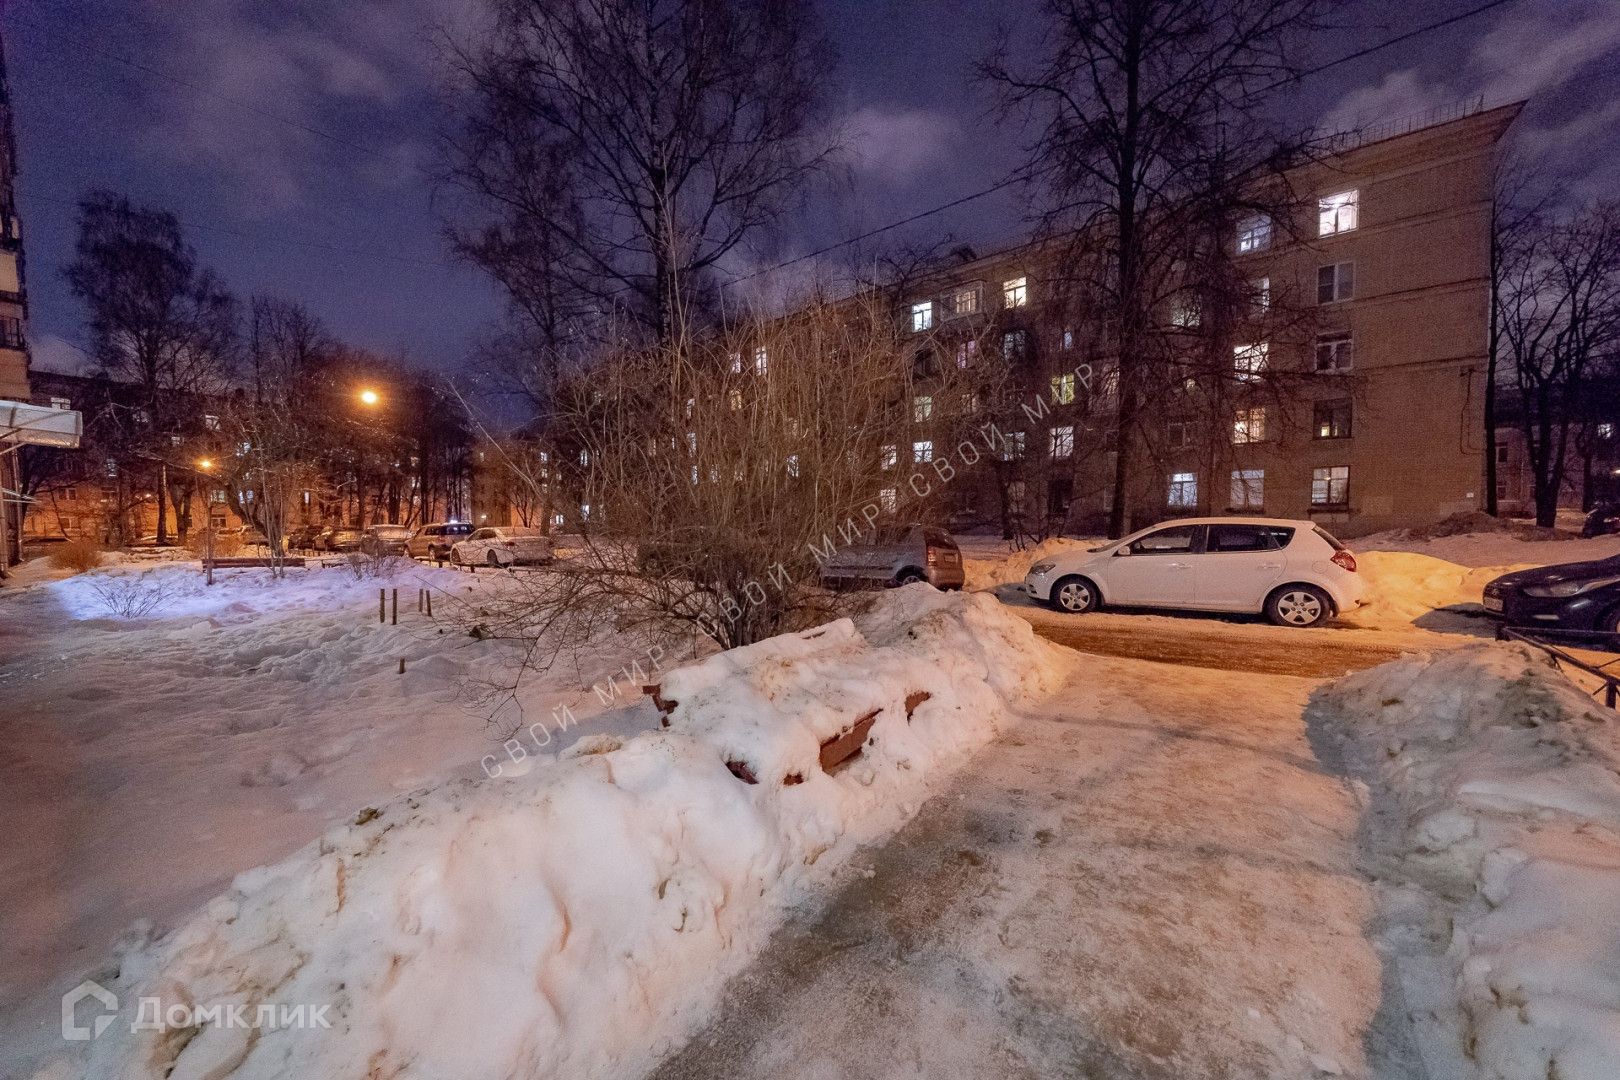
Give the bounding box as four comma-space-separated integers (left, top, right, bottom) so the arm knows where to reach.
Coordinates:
55, 587, 1073, 1080
960, 536, 1099, 591
1313, 644, 1620, 1079
1342, 549, 1524, 628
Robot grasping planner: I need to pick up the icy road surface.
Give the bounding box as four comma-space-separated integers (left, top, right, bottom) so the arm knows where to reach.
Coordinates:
647, 654, 1411, 1079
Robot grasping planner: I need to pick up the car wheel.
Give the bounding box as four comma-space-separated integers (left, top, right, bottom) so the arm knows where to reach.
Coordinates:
487, 551, 503, 568
1051, 576, 1097, 614
1266, 585, 1332, 628
895, 569, 927, 587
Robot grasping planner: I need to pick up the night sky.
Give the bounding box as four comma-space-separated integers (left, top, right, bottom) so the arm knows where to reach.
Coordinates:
5, 0, 1618, 382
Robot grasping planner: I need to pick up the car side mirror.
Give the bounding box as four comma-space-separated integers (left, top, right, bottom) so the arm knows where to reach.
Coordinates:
1113, 547, 1130, 556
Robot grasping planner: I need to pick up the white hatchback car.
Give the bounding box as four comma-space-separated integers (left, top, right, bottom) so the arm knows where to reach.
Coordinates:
1023, 517, 1364, 627
451, 526, 554, 568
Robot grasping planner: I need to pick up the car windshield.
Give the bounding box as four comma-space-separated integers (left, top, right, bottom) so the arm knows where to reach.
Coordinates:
497, 528, 544, 538
375, 527, 411, 538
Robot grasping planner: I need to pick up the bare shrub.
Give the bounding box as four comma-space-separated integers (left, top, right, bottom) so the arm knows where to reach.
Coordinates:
88, 571, 178, 618
186, 528, 245, 559
48, 539, 106, 573
342, 553, 411, 580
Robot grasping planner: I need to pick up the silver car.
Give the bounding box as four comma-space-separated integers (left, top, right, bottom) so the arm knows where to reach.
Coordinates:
818, 524, 965, 590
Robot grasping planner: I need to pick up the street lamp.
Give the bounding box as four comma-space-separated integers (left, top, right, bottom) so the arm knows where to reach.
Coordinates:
358, 388, 381, 407
197, 458, 214, 471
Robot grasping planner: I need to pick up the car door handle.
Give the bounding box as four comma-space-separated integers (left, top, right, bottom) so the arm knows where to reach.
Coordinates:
1258, 562, 1283, 570
1168, 562, 1192, 570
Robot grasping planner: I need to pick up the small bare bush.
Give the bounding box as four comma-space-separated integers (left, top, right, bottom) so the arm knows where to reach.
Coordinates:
342, 553, 410, 580
89, 571, 178, 618
48, 539, 105, 573
186, 529, 245, 559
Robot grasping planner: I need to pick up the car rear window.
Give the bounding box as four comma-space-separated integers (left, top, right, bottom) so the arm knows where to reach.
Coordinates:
446, 523, 473, 536
922, 527, 956, 548
1311, 525, 1344, 551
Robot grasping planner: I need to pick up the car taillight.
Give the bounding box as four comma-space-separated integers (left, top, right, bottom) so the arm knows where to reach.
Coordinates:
1331, 550, 1357, 572
504, 540, 516, 547
927, 547, 937, 566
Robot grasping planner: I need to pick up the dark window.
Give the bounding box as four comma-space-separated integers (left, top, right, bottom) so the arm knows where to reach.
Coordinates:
1126, 525, 1199, 555
1314, 399, 1352, 439
1207, 524, 1276, 552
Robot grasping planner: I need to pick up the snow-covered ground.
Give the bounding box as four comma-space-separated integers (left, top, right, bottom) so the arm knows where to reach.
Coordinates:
1313, 644, 1620, 1080
0, 559, 677, 1076
5, 571, 1070, 1079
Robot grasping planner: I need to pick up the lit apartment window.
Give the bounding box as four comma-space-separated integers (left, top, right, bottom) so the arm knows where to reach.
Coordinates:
1051, 373, 1076, 405
1051, 424, 1074, 459
754, 347, 768, 376
1600, 423, 1616, 439
1318, 262, 1355, 303
581, 503, 593, 521
1315, 333, 1354, 372
1002, 276, 1028, 308
912, 439, 934, 463
913, 395, 933, 422
910, 300, 933, 333
1232, 406, 1266, 444
302, 490, 311, 505
49, 396, 71, 411
686, 431, 697, 454
1168, 471, 1198, 508
203, 413, 220, 431
579, 449, 590, 466
729, 389, 743, 411
786, 455, 800, 478
1171, 296, 1200, 327
170, 435, 182, 446
690, 465, 700, 485
209, 489, 226, 504
1237, 215, 1272, 254
1252, 277, 1271, 311
965, 391, 980, 414
881, 444, 897, 469
1314, 399, 1353, 439
1319, 190, 1359, 235
950, 285, 981, 317
1230, 469, 1264, 509
729, 352, 743, 374
1061, 327, 1074, 350
956, 339, 977, 368
879, 487, 897, 513
998, 430, 1026, 461
1234, 343, 1268, 381
1312, 465, 1350, 507
1002, 329, 1027, 360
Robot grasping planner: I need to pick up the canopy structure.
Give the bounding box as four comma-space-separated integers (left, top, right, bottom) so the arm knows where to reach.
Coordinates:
0, 399, 82, 451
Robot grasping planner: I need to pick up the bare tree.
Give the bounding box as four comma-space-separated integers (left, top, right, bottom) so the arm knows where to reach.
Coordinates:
63, 190, 237, 544
444, 0, 839, 348
982, 0, 1323, 536
460, 292, 958, 720
1498, 202, 1620, 527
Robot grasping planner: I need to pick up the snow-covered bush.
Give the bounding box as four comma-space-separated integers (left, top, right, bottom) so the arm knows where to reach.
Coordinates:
87, 570, 179, 618
341, 552, 411, 580
57, 587, 1073, 1080
1313, 644, 1620, 1080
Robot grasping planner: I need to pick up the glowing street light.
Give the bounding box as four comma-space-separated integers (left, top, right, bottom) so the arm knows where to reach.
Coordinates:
197, 458, 214, 471
358, 388, 381, 407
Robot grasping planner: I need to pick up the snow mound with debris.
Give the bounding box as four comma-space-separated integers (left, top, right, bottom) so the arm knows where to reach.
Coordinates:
58, 587, 1073, 1080
1313, 644, 1620, 1079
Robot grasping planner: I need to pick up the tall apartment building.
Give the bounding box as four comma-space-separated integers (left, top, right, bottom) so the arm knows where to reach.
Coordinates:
889, 101, 1522, 537
0, 28, 32, 568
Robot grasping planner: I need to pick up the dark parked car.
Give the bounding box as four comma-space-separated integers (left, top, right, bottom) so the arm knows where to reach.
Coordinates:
818, 524, 965, 590
1583, 504, 1620, 538
289, 524, 327, 551
1483, 555, 1620, 633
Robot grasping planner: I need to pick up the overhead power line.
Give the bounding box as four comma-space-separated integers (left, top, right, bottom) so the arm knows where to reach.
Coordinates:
723, 0, 1520, 287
